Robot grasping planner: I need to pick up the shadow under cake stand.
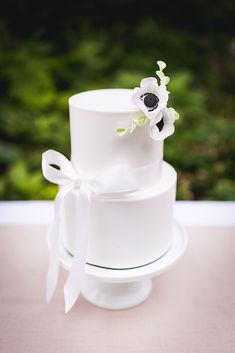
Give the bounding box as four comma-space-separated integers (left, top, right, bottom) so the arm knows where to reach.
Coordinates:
60, 219, 187, 310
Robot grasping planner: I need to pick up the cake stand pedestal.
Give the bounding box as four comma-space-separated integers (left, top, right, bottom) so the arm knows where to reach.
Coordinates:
59, 219, 187, 310
81, 278, 152, 310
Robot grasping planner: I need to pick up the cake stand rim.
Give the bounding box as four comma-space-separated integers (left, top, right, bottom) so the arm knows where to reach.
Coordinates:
59, 218, 188, 283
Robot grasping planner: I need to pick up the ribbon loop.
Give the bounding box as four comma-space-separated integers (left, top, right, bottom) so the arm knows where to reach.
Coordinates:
42, 150, 78, 185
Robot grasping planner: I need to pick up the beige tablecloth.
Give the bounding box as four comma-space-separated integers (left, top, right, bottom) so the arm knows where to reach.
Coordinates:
0, 224, 235, 353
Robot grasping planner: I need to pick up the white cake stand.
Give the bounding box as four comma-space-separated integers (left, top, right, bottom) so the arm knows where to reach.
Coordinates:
59, 219, 187, 310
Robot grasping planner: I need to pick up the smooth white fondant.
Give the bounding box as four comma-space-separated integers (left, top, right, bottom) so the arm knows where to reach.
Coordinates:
69, 88, 140, 112
62, 161, 176, 269
59, 218, 187, 283
69, 89, 163, 184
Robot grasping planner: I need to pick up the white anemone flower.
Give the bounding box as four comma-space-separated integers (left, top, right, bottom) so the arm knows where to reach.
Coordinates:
117, 61, 179, 139
149, 107, 175, 141
131, 77, 169, 120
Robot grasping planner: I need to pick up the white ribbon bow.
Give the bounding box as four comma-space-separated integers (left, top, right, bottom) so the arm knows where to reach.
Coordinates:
42, 149, 139, 312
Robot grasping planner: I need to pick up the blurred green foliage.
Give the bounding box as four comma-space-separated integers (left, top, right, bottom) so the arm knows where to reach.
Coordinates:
0, 7, 234, 200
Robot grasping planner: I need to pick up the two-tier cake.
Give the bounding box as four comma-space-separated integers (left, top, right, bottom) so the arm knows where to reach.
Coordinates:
42, 61, 182, 312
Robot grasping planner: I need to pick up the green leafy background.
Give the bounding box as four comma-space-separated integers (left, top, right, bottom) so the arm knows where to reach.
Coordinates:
0, 1, 234, 200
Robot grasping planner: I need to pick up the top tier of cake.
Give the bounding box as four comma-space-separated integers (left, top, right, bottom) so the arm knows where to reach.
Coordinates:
69, 89, 163, 187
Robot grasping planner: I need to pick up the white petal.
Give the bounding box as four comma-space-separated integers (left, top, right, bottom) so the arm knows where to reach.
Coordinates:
163, 122, 175, 137
162, 107, 175, 122
149, 123, 161, 140
149, 109, 175, 141
140, 77, 158, 89
150, 112, 163, 125
131, 87, 142, 103
157, 84, 169, 101
131, 79, 168, 120
133, 87, 140, 95
150, 85, 168, 116
137, 101, 158, 120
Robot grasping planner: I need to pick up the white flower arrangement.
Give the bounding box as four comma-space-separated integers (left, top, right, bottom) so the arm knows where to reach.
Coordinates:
117, 60, 179, 141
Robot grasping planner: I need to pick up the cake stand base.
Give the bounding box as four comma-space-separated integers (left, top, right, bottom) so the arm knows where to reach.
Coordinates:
81, 277, 152, 310
59, 219, 187, 310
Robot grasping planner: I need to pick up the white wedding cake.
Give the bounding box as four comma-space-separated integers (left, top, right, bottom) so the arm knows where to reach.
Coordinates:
42, 61, 180, 312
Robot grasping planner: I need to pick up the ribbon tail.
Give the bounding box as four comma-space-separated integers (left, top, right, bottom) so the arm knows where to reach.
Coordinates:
46, 194, 61, 303
64, 186, 90, 313
46, 184, 73, 303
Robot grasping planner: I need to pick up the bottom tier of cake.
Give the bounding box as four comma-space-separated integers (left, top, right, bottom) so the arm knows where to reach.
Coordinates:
62, 161, 177, 269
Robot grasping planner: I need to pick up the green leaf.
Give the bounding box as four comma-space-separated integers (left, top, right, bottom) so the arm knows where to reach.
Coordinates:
156, 70, 170, 86
135, 116, 148, 126
156, 60, 170, 86
175, 111, 180, 120
116, 127, 127, 136
156, 70, 164, 80
157, 60, 166, 71
169, 107, 180, 120
162, 76, 170, 85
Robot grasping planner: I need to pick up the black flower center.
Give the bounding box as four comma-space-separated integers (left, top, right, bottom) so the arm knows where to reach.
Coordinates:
140, 93, 159, 111
156, 117, 164, 132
